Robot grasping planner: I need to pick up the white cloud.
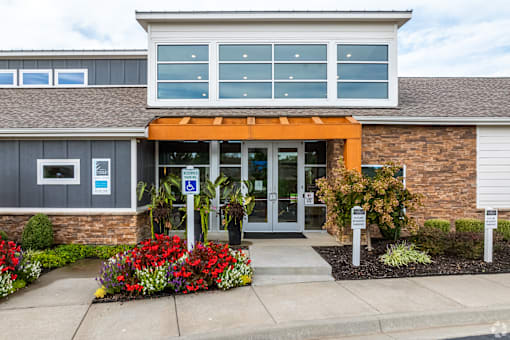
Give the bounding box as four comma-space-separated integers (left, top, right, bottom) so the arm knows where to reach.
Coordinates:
1, 0, 510, 76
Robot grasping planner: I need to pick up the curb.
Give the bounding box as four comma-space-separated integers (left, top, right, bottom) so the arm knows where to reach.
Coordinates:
177, 306, 510, 340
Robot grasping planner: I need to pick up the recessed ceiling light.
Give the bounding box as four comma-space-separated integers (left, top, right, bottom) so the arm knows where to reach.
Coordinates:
336, 75, 339, 79
243, 93, 248, 97
197, 75, 202, 80
284, 93, 289, 97
242, 54, 248, 58
191, 54, 197, 59
295, 54, 300, 58
346, 53, 352, 58
243, 76, 248, 80
202, 93, 207, 97
289, 76, 294, 80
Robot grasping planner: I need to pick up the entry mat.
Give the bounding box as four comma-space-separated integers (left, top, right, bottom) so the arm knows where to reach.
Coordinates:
243, 232, 306, 239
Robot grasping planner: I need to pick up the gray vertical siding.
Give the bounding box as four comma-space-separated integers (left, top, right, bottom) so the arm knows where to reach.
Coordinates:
136, 140, 155, 207
0, 140, 132, 208
0, 58, 147, 85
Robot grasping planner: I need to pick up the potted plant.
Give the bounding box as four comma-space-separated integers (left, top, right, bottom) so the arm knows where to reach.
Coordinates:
137, 174, 182, 239
221, 181, 255, 245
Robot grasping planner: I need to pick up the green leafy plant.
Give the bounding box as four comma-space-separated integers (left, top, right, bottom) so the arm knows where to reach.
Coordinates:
221, 180, 255, 230
317, 159, 422, 241
447, 231, 485, 260
137, 174, 182, 239
497, 220, 510, 241
21, 214, 54, 250
192, 173, 229, 243
455, 219, 484, 233
0, 230, 8, 241
424, 219, 451, 233
413, 225, 450, 255
379, 241, 432, 267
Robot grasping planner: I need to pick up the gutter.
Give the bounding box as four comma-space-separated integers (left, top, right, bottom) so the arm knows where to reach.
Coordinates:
353, 116, 510, 126
0, 127, 146, 138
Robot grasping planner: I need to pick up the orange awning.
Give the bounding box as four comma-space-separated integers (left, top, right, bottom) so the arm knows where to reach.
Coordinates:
148, 116, 361, 141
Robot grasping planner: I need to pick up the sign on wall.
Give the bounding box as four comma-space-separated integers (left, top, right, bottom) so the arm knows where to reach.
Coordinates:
304, 192, 315, 205
92, 158, 111, 195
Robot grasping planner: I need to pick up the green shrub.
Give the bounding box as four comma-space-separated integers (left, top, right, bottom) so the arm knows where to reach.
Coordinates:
30, 252, 67, 268
455, 219, 484, 233
21, 214, 54, 250
92, 245, 134, 259
379, 241, 432, 267
447, 232, 484, 260
0, 230, 8, 241
413, 226, 450, 255
424, 219, 450, 233
497, 220, 510, 241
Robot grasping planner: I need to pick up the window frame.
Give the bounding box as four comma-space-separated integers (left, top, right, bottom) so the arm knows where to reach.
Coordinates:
54, 69, 88, 87
0, 70, 17, 87
337, 43, 390, 99
362, 164, 406, 188
37, 159, 81, 185
155, 43, 210, 100
20, 69, 52, 87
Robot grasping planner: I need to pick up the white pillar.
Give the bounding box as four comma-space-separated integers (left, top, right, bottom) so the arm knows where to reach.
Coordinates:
187, 193, 195, 252
352, 229, 361, 267
484, 228, 493, 263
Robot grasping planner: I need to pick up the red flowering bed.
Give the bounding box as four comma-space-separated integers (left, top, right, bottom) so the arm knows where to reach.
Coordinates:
95, 234, 252, 300
1, 240, 42, 298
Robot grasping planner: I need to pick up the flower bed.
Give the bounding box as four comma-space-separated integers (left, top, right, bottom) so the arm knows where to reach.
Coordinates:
0, 240, 41, 298
314, 239, 510, 280
94, 234, 252, 302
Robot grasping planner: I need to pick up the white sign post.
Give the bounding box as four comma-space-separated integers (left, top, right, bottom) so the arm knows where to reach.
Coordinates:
351, 206, 366, 267
484, 208, 498, 263
182, 166, 200, 251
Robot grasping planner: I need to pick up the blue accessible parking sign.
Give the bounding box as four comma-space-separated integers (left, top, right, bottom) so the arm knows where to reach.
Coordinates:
181, 168, 200, 195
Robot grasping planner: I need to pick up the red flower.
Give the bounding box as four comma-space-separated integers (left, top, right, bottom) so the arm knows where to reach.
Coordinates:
117, 275, 125, 282
11, 274, 17, 281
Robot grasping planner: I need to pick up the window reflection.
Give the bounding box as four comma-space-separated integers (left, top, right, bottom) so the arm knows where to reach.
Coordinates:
275, 82, 327, 98
275, 64, 327, 80
219, 82, 272, 99
338, 82, 388, 99
158, 45, 209, 61
158, 64, 209, 81
337, 45, 388, 61
158, 83, 208, 99
338, 64, 388, 81
219, 45, 272, 61
219, 64, 271, 80
275, 44, 327, 61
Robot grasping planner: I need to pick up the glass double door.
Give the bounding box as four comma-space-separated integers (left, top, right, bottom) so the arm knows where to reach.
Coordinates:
242, 142, 304, 232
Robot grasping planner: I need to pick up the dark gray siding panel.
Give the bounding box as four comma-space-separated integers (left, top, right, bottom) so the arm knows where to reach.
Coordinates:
67, 140, 91, 208
2, 58, 147, 85
42, 141, 67, 208
137, 140, 155, 206
0, 141, 20, 206
0, 140, 132, 209
19, 141, 43, 207
115, 141, 132, 208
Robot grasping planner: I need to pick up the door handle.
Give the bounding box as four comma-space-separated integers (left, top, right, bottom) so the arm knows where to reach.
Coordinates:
269, 193, 277, 201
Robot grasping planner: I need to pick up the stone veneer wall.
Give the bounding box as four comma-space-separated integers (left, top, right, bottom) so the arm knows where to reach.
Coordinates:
327, 125, 510, 242
0, 213, 150, 245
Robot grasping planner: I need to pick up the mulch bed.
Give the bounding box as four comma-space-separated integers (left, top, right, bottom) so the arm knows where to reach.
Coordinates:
314, 239, 510, 280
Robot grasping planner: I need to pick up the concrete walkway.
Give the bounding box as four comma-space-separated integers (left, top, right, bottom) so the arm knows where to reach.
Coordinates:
2, 263, 510, 339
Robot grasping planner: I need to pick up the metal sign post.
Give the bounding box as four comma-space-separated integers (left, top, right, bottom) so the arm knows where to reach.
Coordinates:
182, 166, 200, 252
484, 208, 498, 263
351, 206, 366, 267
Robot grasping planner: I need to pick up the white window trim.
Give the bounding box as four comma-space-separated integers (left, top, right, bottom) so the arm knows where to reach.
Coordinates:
148, 38, 397, 107
55, 69, 88, 87
0, 69, 17, 87
20, 69, 52, 87
37, 159, 80, 185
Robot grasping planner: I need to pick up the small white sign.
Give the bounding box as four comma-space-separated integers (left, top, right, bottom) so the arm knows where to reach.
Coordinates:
254, 180, 264, 191
92, 158, 111, 195
351, 206, 366, 230
182, 168, 200, 195
485, 208, 498, 229
304, 192, 315, 205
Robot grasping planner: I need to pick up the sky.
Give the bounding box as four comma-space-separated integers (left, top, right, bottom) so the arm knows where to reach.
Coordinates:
1, 0, 510, 77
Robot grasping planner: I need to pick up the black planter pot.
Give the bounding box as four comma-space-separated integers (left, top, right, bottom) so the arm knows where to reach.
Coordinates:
227, 220, 242, 245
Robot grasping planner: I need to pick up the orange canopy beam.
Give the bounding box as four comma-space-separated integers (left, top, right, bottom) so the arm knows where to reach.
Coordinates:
148, 116, 361, 141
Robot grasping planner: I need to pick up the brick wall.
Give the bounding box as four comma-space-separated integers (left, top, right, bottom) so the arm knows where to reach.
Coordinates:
327, 125, 510, 242
0, 213, 150, 245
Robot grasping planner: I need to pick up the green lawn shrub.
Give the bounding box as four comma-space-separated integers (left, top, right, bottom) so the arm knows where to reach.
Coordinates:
446, 232, 484, 260
30, 244, 135, 269
455, 219, 484, 233
0, 230, 8, 241
21, 214, 54, 250
498, 220, 510, 241
423, 219, 451, 233
413, 225, 450, 255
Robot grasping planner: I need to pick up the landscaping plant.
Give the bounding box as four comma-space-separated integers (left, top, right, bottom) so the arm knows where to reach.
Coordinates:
379, 241, 431, 267
95, 234, 253, 299
424, 219, 451, 233
21, 213, 54, 250
498, 220, 510, 241
0, 239, 41, 298
137, 174, 182, 239
455, 218, 484, 233
0, 230, 8, 241
317, 159, 422, 241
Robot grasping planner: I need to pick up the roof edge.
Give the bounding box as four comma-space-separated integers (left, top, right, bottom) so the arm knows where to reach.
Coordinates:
0, 127, 147, 138
354, 116, 510, 125
135, 10, 413, 31
0, 49, 147, 59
